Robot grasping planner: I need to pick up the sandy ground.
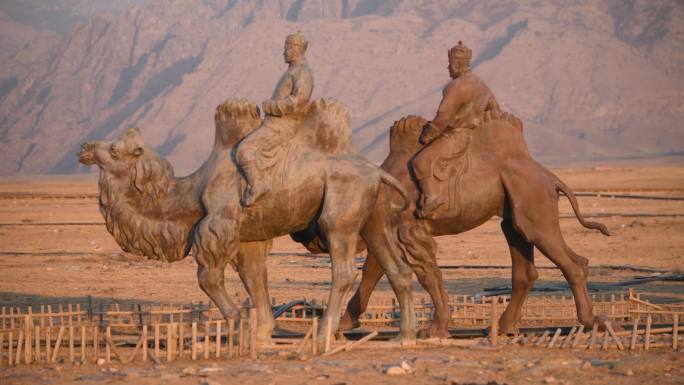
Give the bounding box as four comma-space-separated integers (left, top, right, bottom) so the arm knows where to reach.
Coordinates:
0, 164, 683, 384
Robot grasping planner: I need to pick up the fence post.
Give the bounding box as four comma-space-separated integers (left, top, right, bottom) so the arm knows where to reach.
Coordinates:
249, 308, 258, 359
142, 325, 148, 362
191, 322, 197, 360
673, 314, 679, 350
490, 297, 498, 345
24, 315, 32, 364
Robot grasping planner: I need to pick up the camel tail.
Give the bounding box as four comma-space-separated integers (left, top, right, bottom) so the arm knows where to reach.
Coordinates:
379, 171, 410, 211
552, 174, 611, 236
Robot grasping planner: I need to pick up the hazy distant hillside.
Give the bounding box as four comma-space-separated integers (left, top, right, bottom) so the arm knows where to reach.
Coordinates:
0, 0, 682, 176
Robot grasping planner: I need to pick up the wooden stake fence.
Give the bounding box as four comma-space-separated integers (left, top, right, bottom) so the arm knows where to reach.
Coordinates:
1, 290, 682, 366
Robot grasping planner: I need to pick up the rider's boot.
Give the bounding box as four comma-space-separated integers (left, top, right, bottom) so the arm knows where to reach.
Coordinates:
416, 178, 449, 219
240, 166, 269, 206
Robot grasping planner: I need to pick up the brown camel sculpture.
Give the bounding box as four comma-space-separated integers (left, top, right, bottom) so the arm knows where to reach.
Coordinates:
298, 106, 610, 338
78, 98, 418, 342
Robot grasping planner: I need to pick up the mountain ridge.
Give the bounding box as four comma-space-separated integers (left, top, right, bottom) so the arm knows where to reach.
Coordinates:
0, 0, 682, 176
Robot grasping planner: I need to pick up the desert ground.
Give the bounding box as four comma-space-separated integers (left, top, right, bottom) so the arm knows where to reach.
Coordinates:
0, 163, 683, 385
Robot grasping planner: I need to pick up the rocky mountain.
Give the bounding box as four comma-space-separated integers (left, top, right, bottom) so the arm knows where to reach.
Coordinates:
0, 0, 682, 176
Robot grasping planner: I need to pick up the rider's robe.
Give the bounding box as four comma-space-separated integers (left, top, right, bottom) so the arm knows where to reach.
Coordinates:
413, 70, 499, 183
237, 61, 314, 171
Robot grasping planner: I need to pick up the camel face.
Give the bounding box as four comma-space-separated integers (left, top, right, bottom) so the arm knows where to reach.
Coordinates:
78, 128, 145, 176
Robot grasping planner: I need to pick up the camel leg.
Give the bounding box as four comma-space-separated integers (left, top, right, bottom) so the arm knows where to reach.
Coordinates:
414, 264, 450, 338
339, 251, 385, 331
195, 255, 240, 320
319, 232, 359, 339
360, 189, 416, 340
532, 228, 595, 328
499, 219, 538, 335
193, 216, 241, 320
236, 240, 275, 341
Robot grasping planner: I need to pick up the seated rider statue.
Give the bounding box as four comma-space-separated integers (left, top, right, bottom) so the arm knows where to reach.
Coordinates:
413, 41, 500, 219
236, 31, 314, 206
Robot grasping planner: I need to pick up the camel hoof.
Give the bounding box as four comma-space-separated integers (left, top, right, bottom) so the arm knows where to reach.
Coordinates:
338, 313, 360, 331
593, 315, 623, 332
417, 326, 449, 339
497, 325, 519, 337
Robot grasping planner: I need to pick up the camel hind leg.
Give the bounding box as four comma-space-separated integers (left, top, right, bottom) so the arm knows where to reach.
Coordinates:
360, 187, 417, 340
503, 168, 595, 328
529, 223, 595, 328
498, 217, 538, 335
316, 170, 376, 340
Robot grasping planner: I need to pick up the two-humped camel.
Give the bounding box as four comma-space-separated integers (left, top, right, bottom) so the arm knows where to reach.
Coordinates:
79, 98, 417, 341
297, 106, 610, 337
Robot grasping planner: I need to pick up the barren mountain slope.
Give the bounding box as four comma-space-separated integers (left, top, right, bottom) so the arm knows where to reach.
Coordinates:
0, 0, 682, 176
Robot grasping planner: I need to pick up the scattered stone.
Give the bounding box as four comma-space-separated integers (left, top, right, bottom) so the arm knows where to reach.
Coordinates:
589, 359, 616, 369
628, 220, 646, 228
625, 369, 634, 377
182, 367, 198, 376
385, 366, 407, 375
198, 367, 227, 376
400, 360, 415, 373
542, 376, 557, 384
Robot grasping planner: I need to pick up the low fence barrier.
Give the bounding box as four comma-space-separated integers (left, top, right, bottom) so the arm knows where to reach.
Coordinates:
1, 289, 681, 366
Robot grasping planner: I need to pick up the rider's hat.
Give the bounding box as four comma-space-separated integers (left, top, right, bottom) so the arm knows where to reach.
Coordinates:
285, 31, 308, 50
448, 41, 472, 61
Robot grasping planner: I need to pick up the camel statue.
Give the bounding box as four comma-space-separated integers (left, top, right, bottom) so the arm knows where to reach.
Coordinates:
78, 98, 418, 342
296, 106, 610, 338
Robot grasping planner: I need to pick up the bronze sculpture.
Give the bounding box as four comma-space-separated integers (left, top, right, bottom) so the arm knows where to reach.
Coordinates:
236, 31, 314, 206
297, 42, 610, 338
79, 96, 419, 342
413, 41, 499, 219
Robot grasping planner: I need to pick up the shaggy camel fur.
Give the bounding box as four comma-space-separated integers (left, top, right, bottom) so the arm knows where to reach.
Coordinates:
79, 98, 417, 341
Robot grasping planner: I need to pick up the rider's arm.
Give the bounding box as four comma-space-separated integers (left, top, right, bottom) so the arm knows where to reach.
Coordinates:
272, 66, 314, 116
420, 82, 458, 144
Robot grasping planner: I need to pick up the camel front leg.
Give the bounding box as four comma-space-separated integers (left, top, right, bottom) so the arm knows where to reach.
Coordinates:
196, 258, 240, 320
193, 216, 241, 320
237, 240, 275, 341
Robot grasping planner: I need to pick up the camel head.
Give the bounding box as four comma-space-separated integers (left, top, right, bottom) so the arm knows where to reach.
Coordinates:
79, 127, 173, 200
214, 98, 262, 147
78, 128, 190, 262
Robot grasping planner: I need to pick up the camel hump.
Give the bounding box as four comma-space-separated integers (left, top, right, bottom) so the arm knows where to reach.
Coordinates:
485, 109, 523, 132
389, 115, 427, 155
214, 98, 262, 147
303, 98, 356, 155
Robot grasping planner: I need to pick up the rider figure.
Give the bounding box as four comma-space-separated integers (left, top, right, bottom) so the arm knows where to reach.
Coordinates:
413, 41, 500, 218
236, 31, 314, 206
